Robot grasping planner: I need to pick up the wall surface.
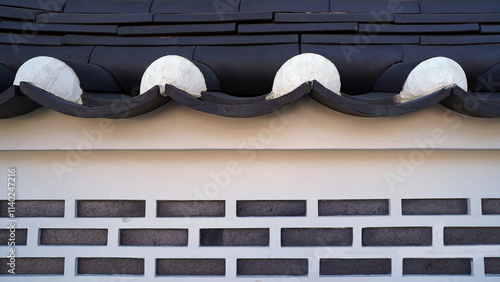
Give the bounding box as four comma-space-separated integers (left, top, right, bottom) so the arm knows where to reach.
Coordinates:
1, 101, 500, 281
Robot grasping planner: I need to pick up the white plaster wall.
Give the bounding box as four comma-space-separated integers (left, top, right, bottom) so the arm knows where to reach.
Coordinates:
1, 150, 500, 281
1, 99, 499, 281
0, 97, 500, 151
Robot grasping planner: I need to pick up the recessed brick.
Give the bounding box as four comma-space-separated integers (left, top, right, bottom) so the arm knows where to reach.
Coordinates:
281, 228, 352, 246
40, 229, 107, 245
485, 257, 500, 275
403, 258, 472, 275
444, 227, 500, 245
120, 229, 188, 246
0, 257, 64, 275
200, 228, 269, 246
237, 200, 306, 217
78, 258, 144, 275
157, 200, 225, 217
0, 200, 64, 217
318, 199, 389, 216
320, 259, 391, 275
156, 259, 225, 276
482, 198, 500, 215
402, 199, 468, 215
0, 228, 27, 245
77, 200, 145, 217
362, 227, 432, 246
237, 259, 308, 276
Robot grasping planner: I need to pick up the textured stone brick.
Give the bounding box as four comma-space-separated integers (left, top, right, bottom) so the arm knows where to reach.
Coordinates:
237, 259, 308, 276
0, 228, 27, 245
120, 229, 188, 246
157, 200, 225, 217
482, 198, 500, 215
0, 257, 64, 275
485, 257, 500, 275
237, 200, 306, 217
403, 258, 472, 275
444, 227, 500, 245
402, 198, 468, 215
318, 199, 389, 216
200, 228, 269, 246
320, 258, 391, 275
77, 200, 145, 217
78, 258, 144, 275
40, 229, 107, 245
0, 200, 64, 217
281, 228, 352, 246
156, 259, 225, 276
362, 227, 432, 246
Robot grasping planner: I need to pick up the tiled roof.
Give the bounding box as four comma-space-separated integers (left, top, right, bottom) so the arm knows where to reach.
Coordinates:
0, 0, 500, 119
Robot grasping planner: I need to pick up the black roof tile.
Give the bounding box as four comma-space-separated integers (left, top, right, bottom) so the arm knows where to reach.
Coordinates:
62, 35, 179, 46
240, 0, 329, 13
396, 14, 500, 24
330, 0, 419, 14
302, 34, 419, 44
481, 25, 500, 34
238, 23, 358, 34
419, 0, 500, 14
117, 23, 236, 35
0, 0, 67, 11
0, 6, 42, 21
151, 0, 240, 14
275, 13, 395, 23
0, 21, 117, 34
36, 13, 153, 24
421, 34, 500, 45
153, 11, 273, 23
178, 34, 298, 45
64, 0, 153, 14
0, 33, 61, 46
359, 23, 479, 33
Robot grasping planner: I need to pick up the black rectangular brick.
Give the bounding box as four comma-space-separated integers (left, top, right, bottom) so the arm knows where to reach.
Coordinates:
154, 11, 272, 23
237, 259, 308, 276
0, 257, 64, 275
362, 227, 432, 246
482, 198, 500, 214
157, 200, 225, 217
485, 257, 500, 275
281, 228, 352, 246
156, 259, 225, 276
0, 200, 64, 217
237, 200, 306, 217
200, 228, 268, 246
120, 229, 188, 246
78, 258, 144, 275
444, 227, 500, 245
320, 259, 391, 275
403, 258, 472, 275
319, 199, 389, 216
38, 12, 152, 24
77, 200, 145, 217
40, 229, 107, 245
0, 229, 27, 245
402, 199, 468, 215
302, 34, 419, 44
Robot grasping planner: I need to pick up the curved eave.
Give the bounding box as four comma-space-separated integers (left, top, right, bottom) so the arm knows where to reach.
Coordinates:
19, 82, 169, 119
441, 86, 500, 118
0, 86, 41, 119
310, 80, 452, 117
164, 83, 308, 118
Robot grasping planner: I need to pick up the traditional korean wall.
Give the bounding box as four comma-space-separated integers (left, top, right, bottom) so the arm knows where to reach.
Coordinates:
1, 100, 499, 281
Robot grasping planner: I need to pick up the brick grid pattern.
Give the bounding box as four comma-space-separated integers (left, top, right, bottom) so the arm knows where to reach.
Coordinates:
1, 198, 498, 277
